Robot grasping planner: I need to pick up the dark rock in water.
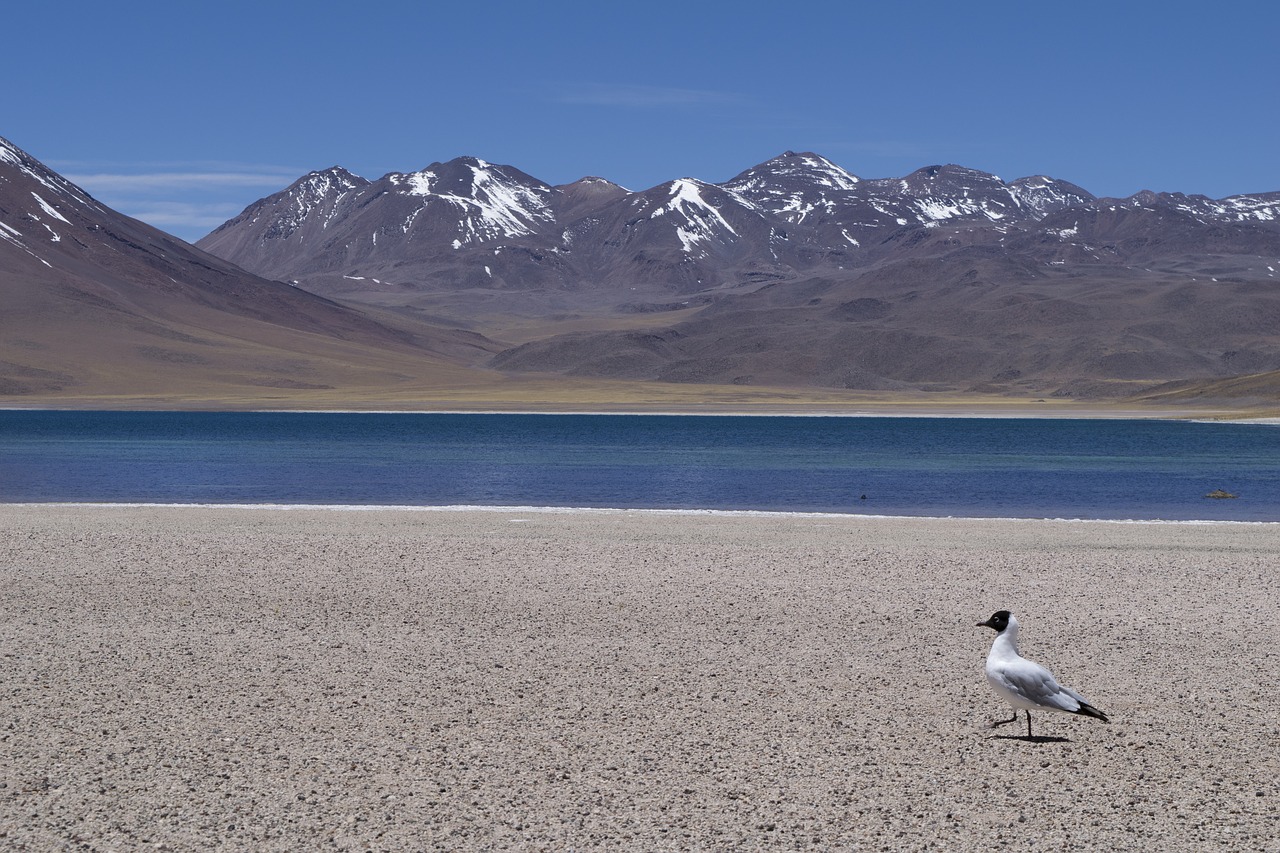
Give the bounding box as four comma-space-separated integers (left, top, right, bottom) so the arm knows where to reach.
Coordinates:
1204, 489, 1239, 499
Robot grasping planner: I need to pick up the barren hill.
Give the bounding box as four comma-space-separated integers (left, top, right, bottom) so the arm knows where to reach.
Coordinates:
0, 136, 499, 405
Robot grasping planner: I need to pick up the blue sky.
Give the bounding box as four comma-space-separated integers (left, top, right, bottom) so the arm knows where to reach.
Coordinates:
6, 1, 1278, 243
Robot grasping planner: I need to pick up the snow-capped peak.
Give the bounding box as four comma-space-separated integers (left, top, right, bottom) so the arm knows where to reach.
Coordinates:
1008, 175, 1095, 218
287, 167, 368, 210
251, 167, 369, 238
296, 166, 367, 194
563, 175, 628, 192
726, 150, 861, 194
654, 179, 734, 223
720, 152, 862, 226
0, 136, 111, 265
883, 164, 1017, 223
0, 135, 101, 211
1106, 189, 1280, 226
774, 151, 860, 189
647, 178, 744, 255
0, 137, 22, 166
1215, 192, 1280, 223
390, 157, 556, 244
400, 170, 437, 196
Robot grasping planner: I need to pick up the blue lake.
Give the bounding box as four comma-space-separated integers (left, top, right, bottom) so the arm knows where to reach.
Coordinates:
0, 410, 1277, 521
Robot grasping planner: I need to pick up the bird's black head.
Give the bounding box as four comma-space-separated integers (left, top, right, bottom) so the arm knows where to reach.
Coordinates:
977, 610, 1011, 632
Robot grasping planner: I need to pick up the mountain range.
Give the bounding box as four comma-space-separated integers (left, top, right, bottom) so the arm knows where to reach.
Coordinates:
4, 133, 1280, 409
196, 150, 1280, 402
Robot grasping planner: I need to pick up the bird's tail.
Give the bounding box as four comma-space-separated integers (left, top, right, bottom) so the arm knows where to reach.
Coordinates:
1075, 702, 1109, 723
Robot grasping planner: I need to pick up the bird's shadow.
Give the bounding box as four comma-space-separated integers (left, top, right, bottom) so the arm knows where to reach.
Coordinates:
988, 734, 1071, 744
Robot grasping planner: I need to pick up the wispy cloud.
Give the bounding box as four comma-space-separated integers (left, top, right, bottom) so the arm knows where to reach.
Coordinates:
47, 162, 305, 242
555, 83, 743, 108
112, 201, 247, 230
63, 170, 301, 194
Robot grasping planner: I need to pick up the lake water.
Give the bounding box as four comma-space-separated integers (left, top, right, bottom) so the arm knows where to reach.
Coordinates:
0, 410, 1277, 521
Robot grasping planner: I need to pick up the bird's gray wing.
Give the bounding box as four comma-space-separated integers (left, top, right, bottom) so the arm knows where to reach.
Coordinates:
994, 658, 1082, 713
1059, 683, 1096, 708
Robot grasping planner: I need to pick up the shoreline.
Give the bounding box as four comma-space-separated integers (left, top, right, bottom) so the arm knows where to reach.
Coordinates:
5, 500, 1277, 525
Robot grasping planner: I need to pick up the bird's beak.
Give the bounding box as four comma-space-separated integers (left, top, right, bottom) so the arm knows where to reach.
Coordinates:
977, 618, 996, 629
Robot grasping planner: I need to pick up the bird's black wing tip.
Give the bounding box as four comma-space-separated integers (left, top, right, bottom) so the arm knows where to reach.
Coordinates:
1077, 704, 1110, 723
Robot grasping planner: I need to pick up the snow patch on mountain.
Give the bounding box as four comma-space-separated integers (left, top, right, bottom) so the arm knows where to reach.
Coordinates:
0, 220, 25, 245
653, 179, 741, 255
1008, 176, 1095, 218
729, 151, 860, 193
791, 153, 860, 189
1204, 194, 1279, 223
1104, 190, 1274, 227
569, 176, 627, 191
31, 192, 71, 224
779, 196, 828, 224
461, 162, 554, 240
258, 168, 367, 241
403, 171, 437, 196
0, 219, 51, 267
391, 161, 555, 245
722, 151, 861, 227
914, 196, 1007, 222
0, 136, 100, 210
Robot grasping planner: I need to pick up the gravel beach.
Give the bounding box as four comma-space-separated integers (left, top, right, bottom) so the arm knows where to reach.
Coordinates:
2, 505, 1277, 850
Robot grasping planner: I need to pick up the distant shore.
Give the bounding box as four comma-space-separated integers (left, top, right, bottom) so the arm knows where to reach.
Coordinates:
3, 370, 1277, 420
3, 504, 1277, 849
3, 398, 1275, 420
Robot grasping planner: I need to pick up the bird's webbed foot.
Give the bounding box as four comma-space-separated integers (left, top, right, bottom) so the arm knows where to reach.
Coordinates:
989, 711, 1019, 729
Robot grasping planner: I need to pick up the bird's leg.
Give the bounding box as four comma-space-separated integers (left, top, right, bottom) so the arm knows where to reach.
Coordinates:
990, 710, 1019, 729
1025, 711, 1033, 739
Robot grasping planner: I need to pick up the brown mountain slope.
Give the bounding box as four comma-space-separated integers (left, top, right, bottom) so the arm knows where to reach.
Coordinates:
490, 252, 1280, 400
1130, 369, 1280, 411
0, 136, 502, 404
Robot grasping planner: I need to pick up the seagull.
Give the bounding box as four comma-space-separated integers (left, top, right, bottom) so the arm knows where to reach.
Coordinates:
977, 610, 1109, 738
